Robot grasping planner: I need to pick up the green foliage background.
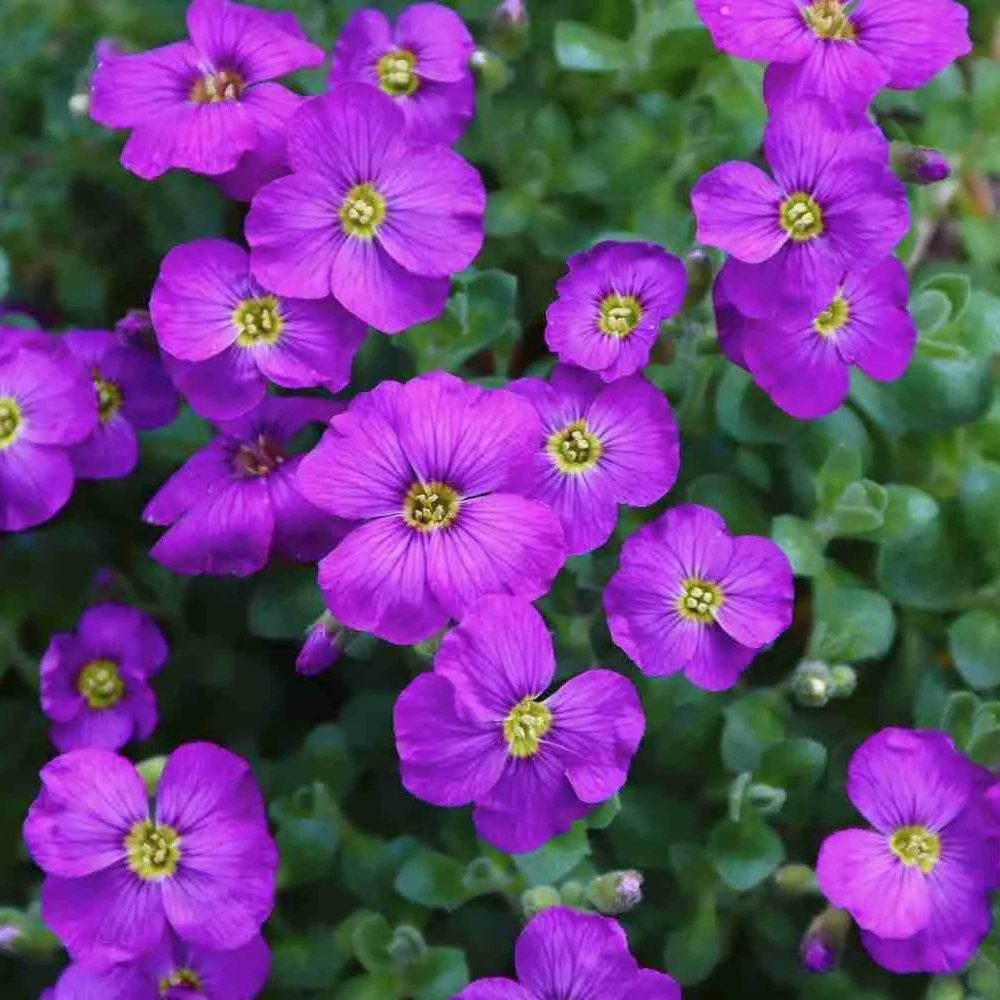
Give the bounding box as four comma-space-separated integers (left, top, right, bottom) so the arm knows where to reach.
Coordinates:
2, 0, 1000, 997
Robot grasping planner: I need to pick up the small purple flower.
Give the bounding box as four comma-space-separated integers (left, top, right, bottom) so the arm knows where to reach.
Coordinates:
691, 97, 908, 318
296, 613, 345, 676
714, 257, 917, 420
63, 330, 178, 479
816, 728, 1000, 974
246, 84, 485, 334
510, 364, 680, 555
0, 336, 96, 532
40, 603, 168, 753
150, 239, 366, 420
330, 3, 475, 146
23, 742, 278, 967
297, 372, 566, 645
144, 396, 349, 577
693, 0, 971, 115
545, 241, 686, 382
49, 930, 269, 1000
604, 504, 794, 691
89, 0, 324, 181
456, 906, 680, 999
495, 0, 529, 29
395, 596, 643, 853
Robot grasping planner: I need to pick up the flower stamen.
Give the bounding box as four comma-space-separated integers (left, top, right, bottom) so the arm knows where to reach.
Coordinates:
598, 293, 642, 339
0, 397, 23, 451
159, 968, 202, 995
548, 419, 602, 474
889, 825, 941, 875
94, 373, 123, 422
813, 290, 850, 336
780, 192, 824, 241
232, 434, 285, 478
340, 183, 387, 239
234, 296, 283, 347
125, 820, 181, 880
801, 0, 857, 40
190, 69, 245, 104
503, 696, 552, 758
403, 481, 460, 531
77, 659, 125, 710
376, 49, 419, 97
677, 578, 723, 624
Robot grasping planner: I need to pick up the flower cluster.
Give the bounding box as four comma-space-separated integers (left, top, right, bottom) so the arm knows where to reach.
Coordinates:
816, 728, 1000, 973
692, 0, 970, 418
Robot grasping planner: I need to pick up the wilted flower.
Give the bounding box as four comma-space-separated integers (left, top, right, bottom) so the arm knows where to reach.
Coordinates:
394, 596, 643, 853
40, 603, 168, 752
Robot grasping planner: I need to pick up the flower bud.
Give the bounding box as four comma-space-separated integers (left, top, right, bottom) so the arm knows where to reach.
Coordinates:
495, 0, 528, 28
829, 664, 857, 700
791, 660, 833, 708
491, 0, 529, 57
587, 870, 644, 914
463, 856, 507, 894
683, 249, 714, 308
471, 48, 512, 93
388, 924, 427, 970
296, 613, 345, 677
926, 978, 965, 1000
136, 755, 168, 797
892, 143, 951, 186
114, 309, 156, 350
772, 864, 818, 896
800, 907, 850, 974
521, 885, 562, 919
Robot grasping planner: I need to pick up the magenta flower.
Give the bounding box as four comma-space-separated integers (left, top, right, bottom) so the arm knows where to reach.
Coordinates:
40, 603, 168, 753
23, 743, 278, 967
89, 0, 324, 181
605, 504, 794, 691
394, 597, 644, 853
0, 336, 96, 532
817, 728, 1000, 974
246, 84, 485, 334
330, 3, 475, 145
48, 931, 268, 1000
144, 396, 349, 577
545, 242, 686, 382
150, 239, 366, 420
510, 364, 680, 555
63, 330, 178, 479
456, 906, 680, 999
694, 0, 971, 115
714, 257, 917, 419
297, 372, 566, 645
691, 97, 908, 318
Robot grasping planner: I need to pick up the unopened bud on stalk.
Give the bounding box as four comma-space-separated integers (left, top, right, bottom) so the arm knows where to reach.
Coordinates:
587, 870, 644, 914
892, 143, 951, 185
772, 864, 818, 896
829, 664, 857, 699
521, 885, 562, 919
471, 48, 511, 92
791, 660, 833, 708
926, 977, 965, 1000
137, 755, 167, 797
683, 248, 714, 308
800, 907, 850, 973
296, 613, 346, 677
388, 924, 427, 970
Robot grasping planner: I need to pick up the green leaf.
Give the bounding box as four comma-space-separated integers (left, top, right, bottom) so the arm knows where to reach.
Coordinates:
512, 823, 590, 885
270, 928, 346, 990
877, 516, 966, 610
394, 849, 471, 911
810, 583, 896, 663
686, 473, 769, 536
587, 794, 621, 830
771, 515, 826, 577
921, 273, 971, 323
247, 565, 324, 640
968, 703, 1000, 768
721, 692, 785, 772
940, 691, 980, 750
271, 782, 341, 888
910, 288, 953, 335
755, 739, 827, 804
816, 444, 863, 510
408, 948, 470, 1000
715, 366, 796, 445
707, 814, 785, 891
351, 913, 395, 973
949, 610, 1000, 690
827, 479, 887, 537
873, 485, 940, 542
554, 21, 630, 73
663, 900, 724, 986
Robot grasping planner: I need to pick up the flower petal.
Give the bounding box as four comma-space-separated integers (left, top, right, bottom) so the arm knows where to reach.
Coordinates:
693, 0, 813, 61
164, 347, 266, 421
0, 442, 75, 532
70, 415, 139, 481
142, 440, 230, 527
396, 3, 475, 82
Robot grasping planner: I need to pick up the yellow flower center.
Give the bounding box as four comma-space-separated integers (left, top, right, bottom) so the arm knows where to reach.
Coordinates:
889, 825, 941, 875
503, 696, 552, 758
598, 294, 642, 339
94, 373, 123, 423
159, 968, 202, 995
231, 434, 285, 478
377, 49, 420, 97
77, 659, 125, 710
780, 192, 824, 241
190, 69, 245, 104
677, 578, 724, 624
548, 419, 602, 474
813, 290, 851, 336
402, 481, 460, 532
0, 396, 23, 451
340, 183, 387, 239
125, 820, 181, 881
234, 295, 283, 347
801, 0, 857, 40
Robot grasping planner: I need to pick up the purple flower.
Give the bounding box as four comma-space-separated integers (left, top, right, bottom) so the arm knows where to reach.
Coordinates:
395, 596, 644, 853
297, 372, 566, 645
144, 396, 349, 577
149, 239, 366, 420
456, 906, 680, 999
693, 0, 971, 115
714, 257, 917, 419
63, 330, 178, 479
329, 3, 475, 146
604, 504, 794, 691
296, 614, 345, 676
48, 930, 269, 1000
545, 241, 686, 382
0, 336, 96, 532
23, 742, 278, 967
509, 365, 680, 555
40, 603, 168, 753
691, 97, 908, 318
245, 84, 485, 334
816, 728, 1000, 974
89, 0, 323, 181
